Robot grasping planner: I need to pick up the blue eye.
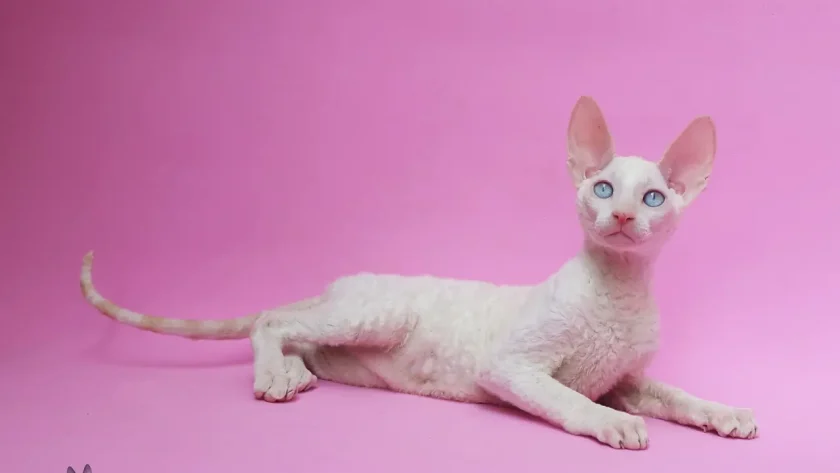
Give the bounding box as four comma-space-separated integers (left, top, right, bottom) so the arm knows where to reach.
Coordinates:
643, 190, 665, 207
593, 181, 613, 199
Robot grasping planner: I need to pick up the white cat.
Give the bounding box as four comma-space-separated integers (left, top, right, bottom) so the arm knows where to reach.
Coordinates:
80, 96, 758, 449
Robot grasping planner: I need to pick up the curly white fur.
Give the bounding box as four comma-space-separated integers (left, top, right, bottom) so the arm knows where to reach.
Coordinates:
80, 96, 757, 449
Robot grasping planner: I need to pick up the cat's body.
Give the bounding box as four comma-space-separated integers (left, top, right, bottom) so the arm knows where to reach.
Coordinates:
283, 244, 657, 404
81, 97, 758, 449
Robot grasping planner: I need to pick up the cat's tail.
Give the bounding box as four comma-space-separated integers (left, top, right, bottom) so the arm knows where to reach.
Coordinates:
80, 251, 261, 340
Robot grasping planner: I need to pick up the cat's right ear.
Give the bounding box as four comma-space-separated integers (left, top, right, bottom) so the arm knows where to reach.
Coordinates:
67, 468, 76, 473
566, 96, 615, 187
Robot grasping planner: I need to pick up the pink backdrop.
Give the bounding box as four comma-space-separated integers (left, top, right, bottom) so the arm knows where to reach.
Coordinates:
2, 1, 837, 471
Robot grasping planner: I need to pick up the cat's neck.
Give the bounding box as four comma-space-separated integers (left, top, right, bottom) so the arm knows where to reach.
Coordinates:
580, 237, 658, 285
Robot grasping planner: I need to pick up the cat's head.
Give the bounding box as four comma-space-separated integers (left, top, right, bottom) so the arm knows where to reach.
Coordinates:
566, 96, 716, 255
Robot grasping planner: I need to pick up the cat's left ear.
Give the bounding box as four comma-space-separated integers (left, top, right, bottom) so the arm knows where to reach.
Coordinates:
658, 116, 716, 206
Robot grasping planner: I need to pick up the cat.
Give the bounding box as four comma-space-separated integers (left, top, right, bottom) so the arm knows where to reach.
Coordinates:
80, 96, 757, 449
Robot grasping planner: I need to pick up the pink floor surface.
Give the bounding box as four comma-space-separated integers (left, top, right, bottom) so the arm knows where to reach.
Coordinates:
3, 1, 839, 471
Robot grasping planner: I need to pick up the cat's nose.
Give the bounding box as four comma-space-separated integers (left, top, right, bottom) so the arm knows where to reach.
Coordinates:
612, 211, 635, 224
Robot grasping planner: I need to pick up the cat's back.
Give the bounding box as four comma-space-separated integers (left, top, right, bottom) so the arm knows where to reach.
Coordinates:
326, 272, 527, 311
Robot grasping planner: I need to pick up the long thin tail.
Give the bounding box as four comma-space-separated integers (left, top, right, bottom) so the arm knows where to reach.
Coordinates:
80, 251, 268, 340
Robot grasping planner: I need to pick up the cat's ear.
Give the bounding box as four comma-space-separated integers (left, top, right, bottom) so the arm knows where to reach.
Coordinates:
658, 116, 716, 205
67, 468, 76, 473
566, 96, 615, 187
83, 465, 92, 473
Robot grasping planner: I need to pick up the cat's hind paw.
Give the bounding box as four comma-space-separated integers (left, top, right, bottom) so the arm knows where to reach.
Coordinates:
254, 356, 317, 402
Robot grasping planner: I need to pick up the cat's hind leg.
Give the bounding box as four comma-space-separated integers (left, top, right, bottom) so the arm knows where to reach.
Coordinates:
250, 296, 324, 401
250, 295, 415, 402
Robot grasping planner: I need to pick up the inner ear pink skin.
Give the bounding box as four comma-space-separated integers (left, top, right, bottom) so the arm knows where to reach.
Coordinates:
567, 96, 615, 185
658, 116, 716, 204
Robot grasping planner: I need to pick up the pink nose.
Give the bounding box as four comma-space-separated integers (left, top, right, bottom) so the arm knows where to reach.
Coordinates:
612, 211, 635, 224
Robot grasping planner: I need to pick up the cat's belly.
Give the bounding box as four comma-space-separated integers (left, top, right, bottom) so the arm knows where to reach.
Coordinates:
354, 346, 495, 403
302, 342, 495, 403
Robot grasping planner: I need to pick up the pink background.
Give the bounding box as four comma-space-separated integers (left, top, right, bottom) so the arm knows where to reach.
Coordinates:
2, 0, 838, 471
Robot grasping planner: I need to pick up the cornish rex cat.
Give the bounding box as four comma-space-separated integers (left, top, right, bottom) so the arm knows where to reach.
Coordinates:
80, 96, 757, 449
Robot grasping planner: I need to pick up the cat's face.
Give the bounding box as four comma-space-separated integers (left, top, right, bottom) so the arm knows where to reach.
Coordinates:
566, 97, 716, 254
576, 156, 680, 253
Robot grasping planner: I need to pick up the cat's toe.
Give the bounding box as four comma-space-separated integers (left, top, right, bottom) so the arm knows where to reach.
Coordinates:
707, 407, 758, 439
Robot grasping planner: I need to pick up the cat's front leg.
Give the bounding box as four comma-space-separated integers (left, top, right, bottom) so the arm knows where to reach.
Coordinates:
601, 377, 758, 439
477, 356, 649, 450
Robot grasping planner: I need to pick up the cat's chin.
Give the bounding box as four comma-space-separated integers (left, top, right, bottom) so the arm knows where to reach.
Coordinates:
589, 231, 646, 253
605, 230, 636, 244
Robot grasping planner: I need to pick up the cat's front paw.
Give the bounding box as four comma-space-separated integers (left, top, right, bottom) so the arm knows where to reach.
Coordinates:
689, 405, 758, 439
254, 355, 317, 402
572, 406, 649, 450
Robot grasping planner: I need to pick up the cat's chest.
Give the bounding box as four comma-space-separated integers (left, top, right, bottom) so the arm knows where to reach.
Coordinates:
554, 309, 660, 400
